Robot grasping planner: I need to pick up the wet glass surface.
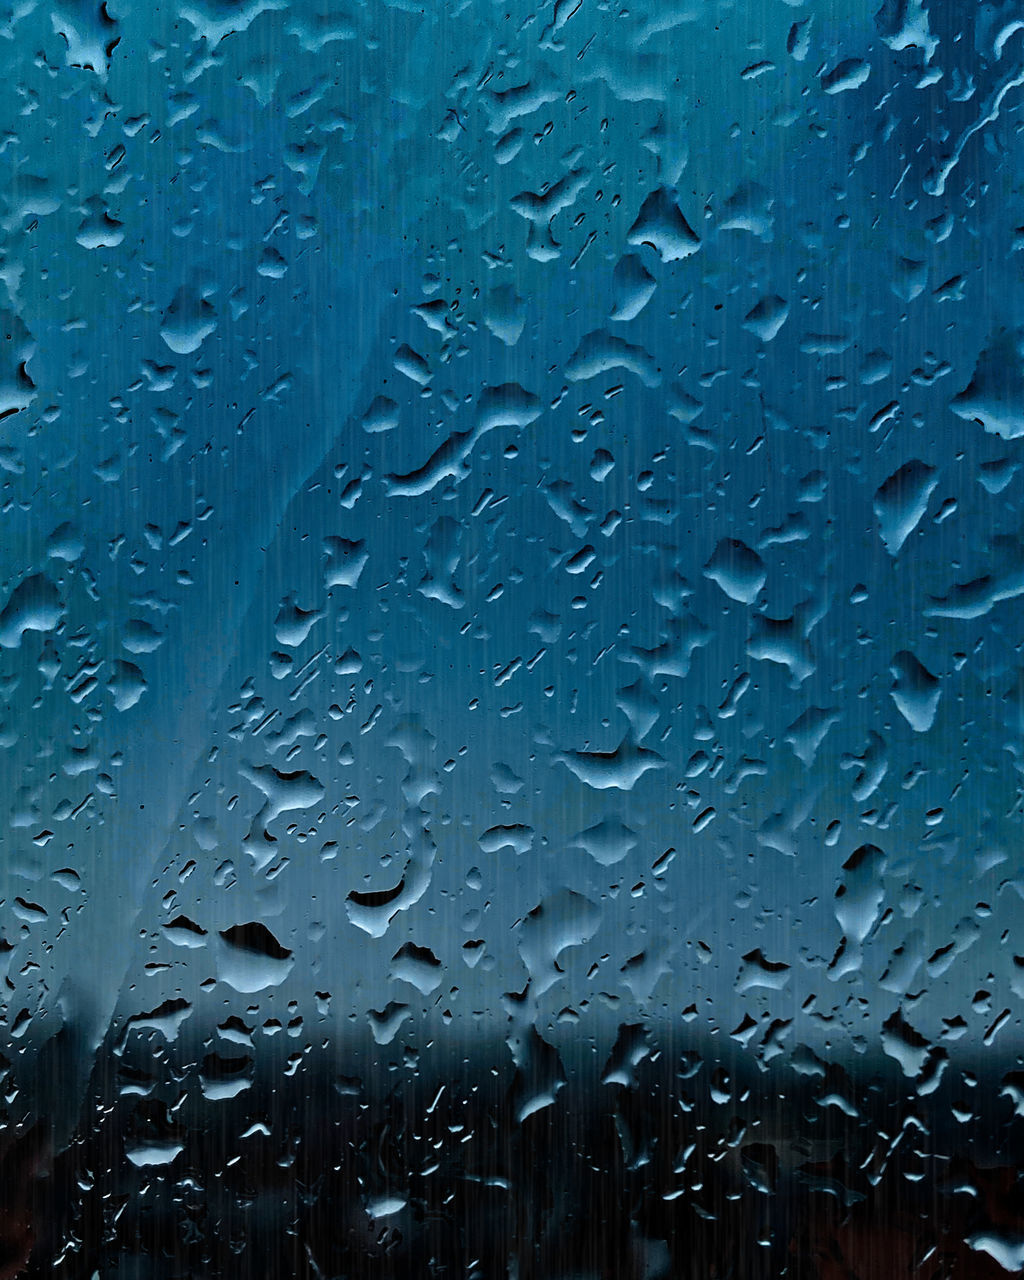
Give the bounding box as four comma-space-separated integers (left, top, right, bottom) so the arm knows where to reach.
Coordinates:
1, 0, 1024, 1275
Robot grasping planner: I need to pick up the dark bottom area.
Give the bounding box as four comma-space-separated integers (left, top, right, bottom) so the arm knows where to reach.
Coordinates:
1, 1025, 1022, 1279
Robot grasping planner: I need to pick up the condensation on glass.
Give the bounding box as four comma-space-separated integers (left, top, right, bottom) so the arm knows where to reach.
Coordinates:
0, 0, 1022, 1276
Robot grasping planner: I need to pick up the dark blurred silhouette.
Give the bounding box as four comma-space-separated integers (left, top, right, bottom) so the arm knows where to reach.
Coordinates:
0, 1124, 47, 1280
3, 1022, 1021, 1279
